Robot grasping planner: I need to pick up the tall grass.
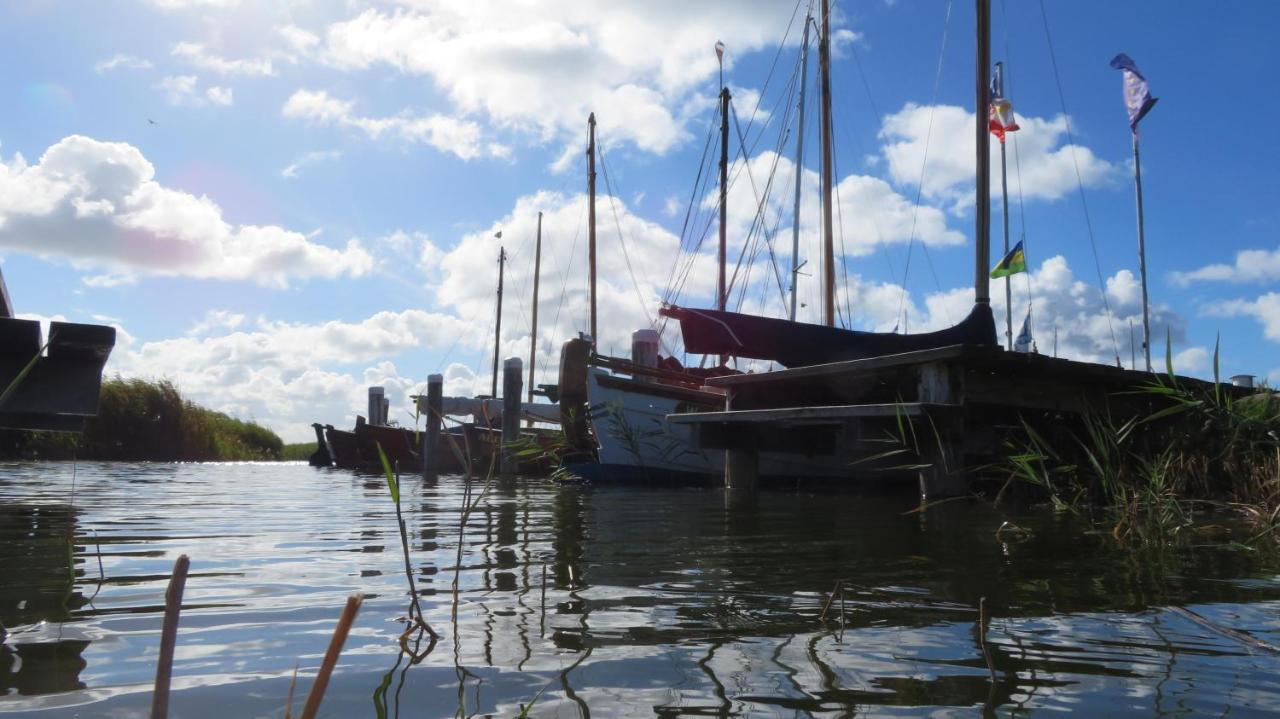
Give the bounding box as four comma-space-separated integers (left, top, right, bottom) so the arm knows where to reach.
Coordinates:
998, 339, 1280, 533
0, 377, 284, 461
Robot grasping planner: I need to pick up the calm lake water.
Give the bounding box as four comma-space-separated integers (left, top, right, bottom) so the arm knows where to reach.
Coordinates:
2, 462, 1280, 717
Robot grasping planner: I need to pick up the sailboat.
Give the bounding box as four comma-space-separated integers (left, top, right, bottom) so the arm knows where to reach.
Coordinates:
559, 0, 999, 481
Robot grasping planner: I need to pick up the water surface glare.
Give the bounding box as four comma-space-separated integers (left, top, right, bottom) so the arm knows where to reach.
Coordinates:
2, 461, 1280, 716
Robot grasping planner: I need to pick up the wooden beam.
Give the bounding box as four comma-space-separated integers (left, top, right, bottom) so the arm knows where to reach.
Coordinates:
669, 402, 946, 425
705, 345, 979, 387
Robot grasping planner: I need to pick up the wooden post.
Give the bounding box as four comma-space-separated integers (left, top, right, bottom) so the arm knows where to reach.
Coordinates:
819, 0, 836, 327
916, 362, 967, 499
423, 373, 442, 477
587, 114, 598, 345
501, 357, 522, 477
150, 554, 190, 719
527, 211, 542, 426
973, 0, 992, 307
631, 329, 659, 384
718, 86, 730, 312
491, 246, 506, 398
722, 391, 758, 490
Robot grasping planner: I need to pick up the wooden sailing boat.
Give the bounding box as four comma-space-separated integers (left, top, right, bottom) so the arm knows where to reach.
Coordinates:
659, 0, 996, 368
560, 0, 999, 481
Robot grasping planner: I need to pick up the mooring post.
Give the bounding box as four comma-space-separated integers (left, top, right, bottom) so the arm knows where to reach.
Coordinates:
631, 329, 659, 384
501, 357, 522, 477
916, 362, 967, 499
722, 391, 758, 491
423, 374, 442, 478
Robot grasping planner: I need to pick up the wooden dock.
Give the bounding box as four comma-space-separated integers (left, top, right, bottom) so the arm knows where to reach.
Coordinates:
668, 344, 1231, 497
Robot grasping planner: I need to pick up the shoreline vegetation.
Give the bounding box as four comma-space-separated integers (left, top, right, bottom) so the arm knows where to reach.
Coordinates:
0, 377, 285, 462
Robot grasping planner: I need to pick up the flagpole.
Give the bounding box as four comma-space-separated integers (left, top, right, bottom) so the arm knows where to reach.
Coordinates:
994, 62, 1012, 351
1132, 128, 1152, 372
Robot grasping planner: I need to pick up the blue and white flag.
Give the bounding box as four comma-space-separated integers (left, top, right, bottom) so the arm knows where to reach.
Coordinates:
1109, 53, 1158, 130
1014, 310, 1034, 354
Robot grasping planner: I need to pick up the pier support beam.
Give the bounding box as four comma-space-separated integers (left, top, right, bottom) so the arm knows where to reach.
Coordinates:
725, 446, 759, 491
501, 357, 522, 477
423, 374, 442, 478
916, 362, 968, 499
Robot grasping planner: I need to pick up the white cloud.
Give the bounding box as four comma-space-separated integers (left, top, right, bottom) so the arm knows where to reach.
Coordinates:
282, 89, 509, 160
187, 309, 246, 336
95, 54, 153, 73
155, 75, 233, 107
892, 255, 1189, 368
1171, 245, 1280, 286
1206, 293, 1280, 342
172, 41, 275, 77
0, 135, 373, 286
280, 149, 342, 179
109, 309, 483, 441
879, 103, 1116, 212
315, 2, 817, 157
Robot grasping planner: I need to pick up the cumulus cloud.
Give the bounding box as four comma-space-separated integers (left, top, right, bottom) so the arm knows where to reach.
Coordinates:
109, 308, 485, 441
879, 103, 1117, 212
1206, 293, 1280, 342
894, 255, 1189, 368
156, 75, 233, 107
0, 135, 372, 286
280, 149, 342, 179
1171, 245, 1280, 286
313, 1, 815, 157
282, 89, 509, 160
95, 54, 153, 73
172, 41, 275, 77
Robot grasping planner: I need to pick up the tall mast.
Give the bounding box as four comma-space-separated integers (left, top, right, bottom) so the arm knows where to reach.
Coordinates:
718, 86, 731, 311
819, 0, 836, 327
790, 15, 812, 322
1132, 130, 1152, 372
995, 61, 1012, 350
528, 211, 542, 421
587, 114, 598, 344
973, 0, 992, 309
491, 246, 506, 399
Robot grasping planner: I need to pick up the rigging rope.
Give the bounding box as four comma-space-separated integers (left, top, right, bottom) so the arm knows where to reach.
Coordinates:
894, 0, 954, 332
1037, 0, 1121, 364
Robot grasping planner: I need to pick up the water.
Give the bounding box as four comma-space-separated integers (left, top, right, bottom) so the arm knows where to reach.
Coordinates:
2, 462, 1280, 717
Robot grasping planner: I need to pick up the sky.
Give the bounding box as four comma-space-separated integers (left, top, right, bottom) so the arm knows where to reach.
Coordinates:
2, 0, 1278, 442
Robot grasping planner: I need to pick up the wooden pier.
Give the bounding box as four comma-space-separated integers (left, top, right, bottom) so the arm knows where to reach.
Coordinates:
668, 344, 1231, 497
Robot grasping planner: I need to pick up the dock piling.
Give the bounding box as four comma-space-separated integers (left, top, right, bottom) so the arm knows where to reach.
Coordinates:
423, 374, 442, 477
501, 357, 522, 476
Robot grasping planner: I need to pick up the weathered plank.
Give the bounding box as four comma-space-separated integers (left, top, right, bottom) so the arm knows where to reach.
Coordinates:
669, 402, 949, 425
705, 345, 981, 387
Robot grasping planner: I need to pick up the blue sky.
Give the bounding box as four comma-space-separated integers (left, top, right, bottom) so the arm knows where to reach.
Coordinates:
2, 0, 1277, 441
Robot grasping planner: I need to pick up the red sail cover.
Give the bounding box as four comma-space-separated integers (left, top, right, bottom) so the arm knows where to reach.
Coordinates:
659, 303, 997, 368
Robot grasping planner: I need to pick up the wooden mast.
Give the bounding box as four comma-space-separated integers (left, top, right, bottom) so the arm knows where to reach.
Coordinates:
491, 246, 506, 399
974, 0, 992, 308
527, 211, 542, 424
790, 14, 811, 322
718, 87, 731, 312
587, 113, 598, 344
819, 0, 835, 327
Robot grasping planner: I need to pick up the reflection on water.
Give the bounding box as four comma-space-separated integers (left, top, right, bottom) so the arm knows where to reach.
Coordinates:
1, 461, 1280, 716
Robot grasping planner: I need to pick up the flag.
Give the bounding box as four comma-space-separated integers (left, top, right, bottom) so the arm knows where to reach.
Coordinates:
715, 41, 725, 63
1014, 310, 1034, 353
989, 98, 1020, 143
988, 62, 1020, 143
990, 240, 1026, 278
1109, 53, 1158, 130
